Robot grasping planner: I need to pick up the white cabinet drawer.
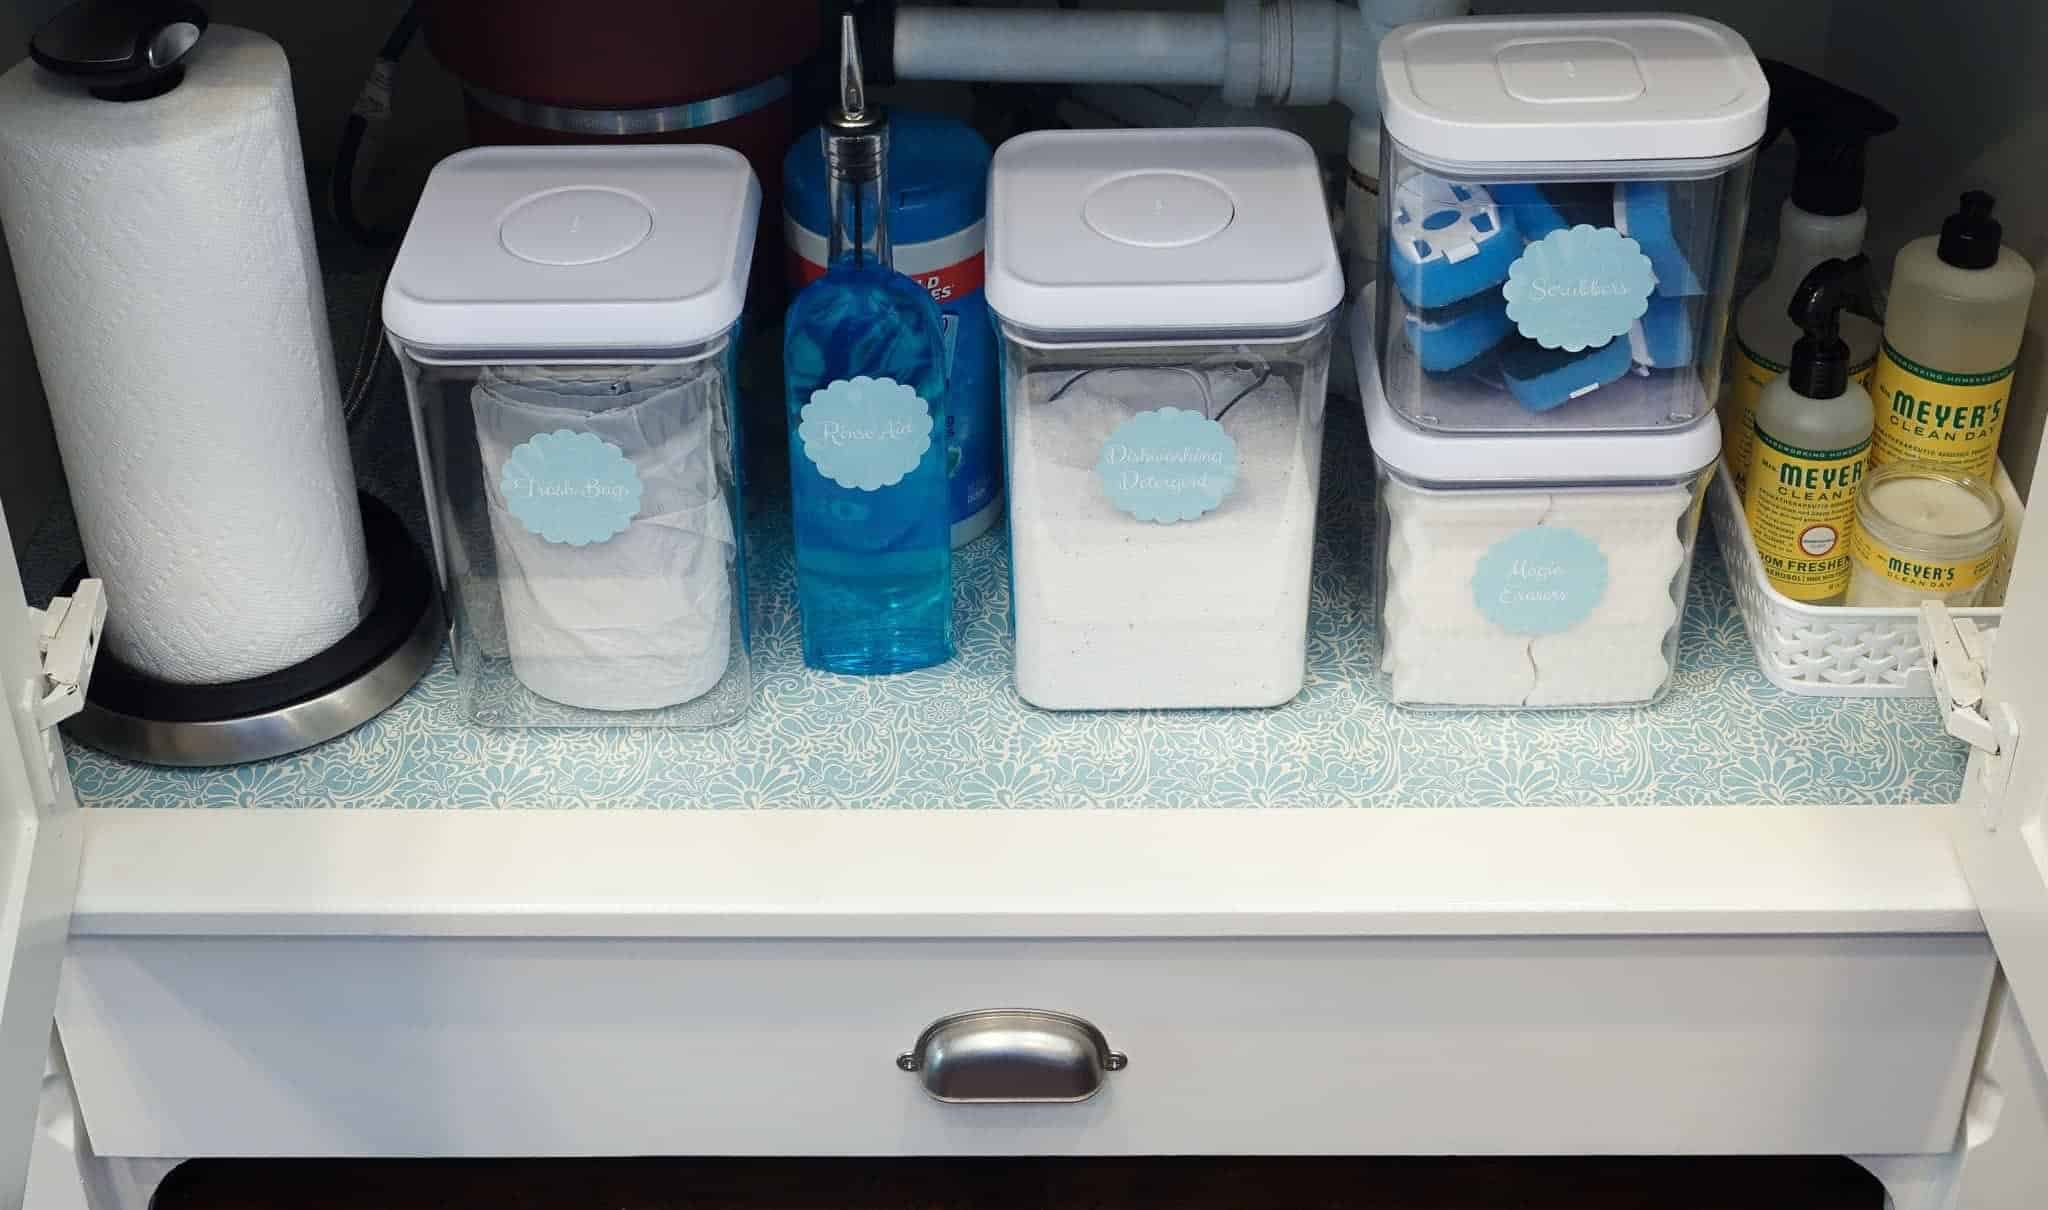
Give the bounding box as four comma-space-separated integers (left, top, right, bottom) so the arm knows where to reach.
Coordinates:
59, 932, 1992, 1159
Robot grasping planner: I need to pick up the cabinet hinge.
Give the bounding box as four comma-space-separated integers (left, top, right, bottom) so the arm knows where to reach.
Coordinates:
27, 580, 104, 733
1919, 602, 2020, 802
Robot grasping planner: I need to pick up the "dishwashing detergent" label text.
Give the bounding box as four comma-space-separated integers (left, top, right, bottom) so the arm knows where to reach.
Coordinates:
1096, 407, 1239, 524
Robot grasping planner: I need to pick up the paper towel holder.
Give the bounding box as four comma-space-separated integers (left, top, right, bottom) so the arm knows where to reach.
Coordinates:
30, 0, 209, 102
57, 494, 443, 768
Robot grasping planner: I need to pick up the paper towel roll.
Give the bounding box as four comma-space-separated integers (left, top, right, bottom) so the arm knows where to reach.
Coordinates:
0, 26, 368, 683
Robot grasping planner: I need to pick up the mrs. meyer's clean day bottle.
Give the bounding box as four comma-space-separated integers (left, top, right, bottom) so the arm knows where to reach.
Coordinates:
782, 16, 954, 674
1743, 257, 1879, 605
1868, 192, 2036, 480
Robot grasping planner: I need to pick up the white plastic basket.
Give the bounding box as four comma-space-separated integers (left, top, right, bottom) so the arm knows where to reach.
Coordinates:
1707, 463, 2018, 697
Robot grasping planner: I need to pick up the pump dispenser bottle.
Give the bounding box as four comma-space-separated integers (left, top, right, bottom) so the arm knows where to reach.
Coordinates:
1868, 191, 2036, 480
783, 15, 954, 675
1723, 61, 1895, 487
1743, 256, 1880, 605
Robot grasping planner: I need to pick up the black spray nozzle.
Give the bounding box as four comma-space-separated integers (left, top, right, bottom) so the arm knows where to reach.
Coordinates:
1760, 60, 1898, 217
1787, 255, 1877, 399
1940, 191, 2004, 270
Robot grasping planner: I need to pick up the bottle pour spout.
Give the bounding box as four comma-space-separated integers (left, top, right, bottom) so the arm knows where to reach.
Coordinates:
826, 12, 885, 183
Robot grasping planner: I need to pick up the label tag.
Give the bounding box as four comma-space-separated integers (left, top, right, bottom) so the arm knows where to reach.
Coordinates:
1743, 428, 1869, 601
1473, 526, 1609, 635
1869, 342, 2012, 479
1502, 225, 1656, 351
1096, 407, 1238, 524
1849, 528, 1998, 597
798, 376, 936, 491
499, 429, 643, 546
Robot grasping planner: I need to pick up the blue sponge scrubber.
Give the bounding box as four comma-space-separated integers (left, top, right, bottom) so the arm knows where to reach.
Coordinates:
1629, 295, 1696, 370
1487, 182, 1570, 242
1405, 293, 1513, 372
1501, 337, 1633, 412
1616, 181, 1705, 298
1387, 175, 1521, 309
1535, 181, 1619, 231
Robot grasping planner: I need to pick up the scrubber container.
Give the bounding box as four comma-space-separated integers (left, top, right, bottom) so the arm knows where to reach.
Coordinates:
1375, 14, 1767, 436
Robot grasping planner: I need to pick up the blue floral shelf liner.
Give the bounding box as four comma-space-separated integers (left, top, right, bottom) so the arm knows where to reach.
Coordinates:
70, 472, 1965, 811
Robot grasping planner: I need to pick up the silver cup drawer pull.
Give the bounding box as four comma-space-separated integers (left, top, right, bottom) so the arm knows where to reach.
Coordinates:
897, 1009, 1127, 1104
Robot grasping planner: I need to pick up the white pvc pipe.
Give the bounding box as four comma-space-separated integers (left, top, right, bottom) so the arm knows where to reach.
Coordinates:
894, 9, 1230, 88
895, 0, 1471, 121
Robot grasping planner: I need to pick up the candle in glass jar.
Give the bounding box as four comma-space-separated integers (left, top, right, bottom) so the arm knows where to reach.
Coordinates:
1844, 464, 2004, 608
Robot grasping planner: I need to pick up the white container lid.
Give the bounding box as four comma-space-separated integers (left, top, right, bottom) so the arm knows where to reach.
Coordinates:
383, 145, 760, 356
1378, 15, 1769, 166
1352, 290, 1718, 485
986, 128, 1344, 335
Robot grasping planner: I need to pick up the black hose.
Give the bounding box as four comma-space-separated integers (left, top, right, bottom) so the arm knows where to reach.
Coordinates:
330, 3, 423, 250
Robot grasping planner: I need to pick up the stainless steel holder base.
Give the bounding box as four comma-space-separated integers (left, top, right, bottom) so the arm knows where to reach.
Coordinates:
61, 495, 443, 768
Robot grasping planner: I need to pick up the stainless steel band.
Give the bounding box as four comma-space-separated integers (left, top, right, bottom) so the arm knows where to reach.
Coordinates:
461, 73, 792, 136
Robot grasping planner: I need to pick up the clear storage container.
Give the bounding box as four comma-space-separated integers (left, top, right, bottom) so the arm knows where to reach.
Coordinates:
383, 146, 759, 728
1375, 15, 1768, 436
1356, 291, 1718, 709
987, 128, 1344, 710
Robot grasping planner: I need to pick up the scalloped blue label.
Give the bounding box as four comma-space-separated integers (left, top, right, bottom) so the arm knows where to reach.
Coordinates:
798, 376, 935, 492
1096, 407, 1238, 524
1502, 225, 1656, 351
1473, 526, 1609, 635
499, 429, 642, 546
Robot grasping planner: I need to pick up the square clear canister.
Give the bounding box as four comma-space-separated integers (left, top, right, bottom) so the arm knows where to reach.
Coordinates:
383, 145, 760, 728
1375, 15, 1768, 437
986, 128, 1345, 710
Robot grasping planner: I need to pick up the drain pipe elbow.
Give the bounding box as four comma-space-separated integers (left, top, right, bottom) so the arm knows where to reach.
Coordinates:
1334, 0, 1472, 114
1236, 0, 1477, 114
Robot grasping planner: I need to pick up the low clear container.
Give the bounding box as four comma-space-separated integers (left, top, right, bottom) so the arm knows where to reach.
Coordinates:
1844, 463, 2006, 609
1375, 15, 1767, 436
986, 128, 1344, 710
1357, 290, 1717, 710
383, 146, 760, 727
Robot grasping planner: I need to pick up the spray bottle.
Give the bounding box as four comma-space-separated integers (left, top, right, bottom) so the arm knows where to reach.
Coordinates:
1743, 256, 1880, 605
1723, 62, 1896, 488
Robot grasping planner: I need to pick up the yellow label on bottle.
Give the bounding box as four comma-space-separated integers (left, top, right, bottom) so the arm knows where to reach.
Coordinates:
1848, 528, 1998, 596
1869, 341, 2012, 478
1722, 338, 1781, 489
1723, 337, 1873, 487
1744, 427, 1868, 601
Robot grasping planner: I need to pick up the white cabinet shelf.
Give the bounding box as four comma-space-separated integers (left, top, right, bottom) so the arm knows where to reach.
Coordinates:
64, 425, 1969, 813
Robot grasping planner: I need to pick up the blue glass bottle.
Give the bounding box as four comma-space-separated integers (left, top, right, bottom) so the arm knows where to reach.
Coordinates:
782, 18, 953, 674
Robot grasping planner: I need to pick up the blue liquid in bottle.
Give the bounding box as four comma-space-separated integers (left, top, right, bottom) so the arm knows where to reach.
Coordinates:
782, 25, 953, 674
